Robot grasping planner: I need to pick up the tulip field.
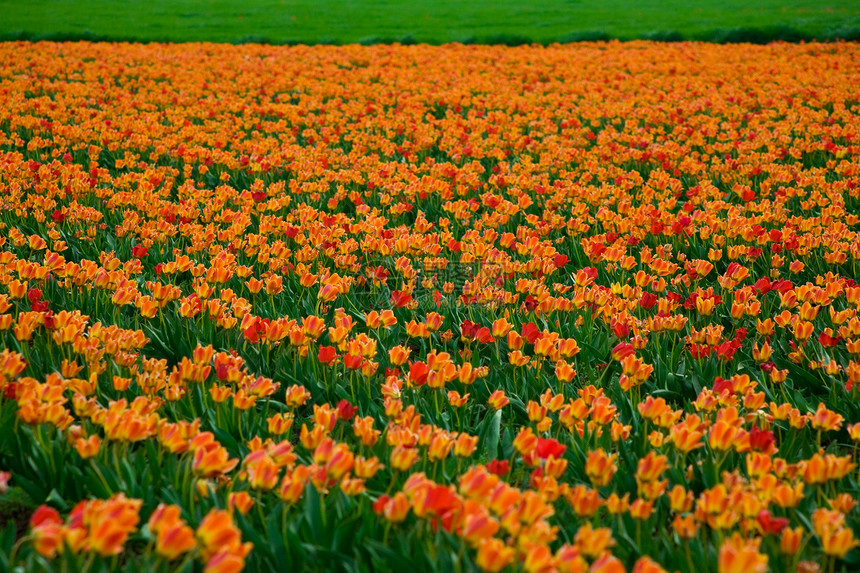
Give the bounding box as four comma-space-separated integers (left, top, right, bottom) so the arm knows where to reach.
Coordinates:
1, 40, 860, 573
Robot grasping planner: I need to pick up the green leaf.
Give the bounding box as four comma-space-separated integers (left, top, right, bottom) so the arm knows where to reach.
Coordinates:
303, 483, 324, 542
0, 522, 17, 560
144, 440, 162, 485
484, 409, 502, 460
9, 471, 42, 505
282, 523, 305, 569
266, 507, 289, 566
364, 539, 415, 571
500, 427, 514, 459
45, 489, 67, 511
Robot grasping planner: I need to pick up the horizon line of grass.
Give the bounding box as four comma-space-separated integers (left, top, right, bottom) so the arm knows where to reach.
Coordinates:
2, 25, 860, 46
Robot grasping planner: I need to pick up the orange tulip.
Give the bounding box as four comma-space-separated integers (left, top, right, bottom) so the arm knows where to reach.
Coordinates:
717, 533, 767, 573
487, 390, 509, 410
475, 537, 514, 573
74, 434, 101, 459
29, 505, 64, 558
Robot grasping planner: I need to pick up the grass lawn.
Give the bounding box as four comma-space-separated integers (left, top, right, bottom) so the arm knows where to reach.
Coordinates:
2, 0, 860, 44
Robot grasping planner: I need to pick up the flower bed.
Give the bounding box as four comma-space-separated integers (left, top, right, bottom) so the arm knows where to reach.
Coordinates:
0, 41, 859, 572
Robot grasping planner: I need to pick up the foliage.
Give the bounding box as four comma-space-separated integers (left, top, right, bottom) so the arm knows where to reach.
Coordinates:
0, 0, 859, 45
